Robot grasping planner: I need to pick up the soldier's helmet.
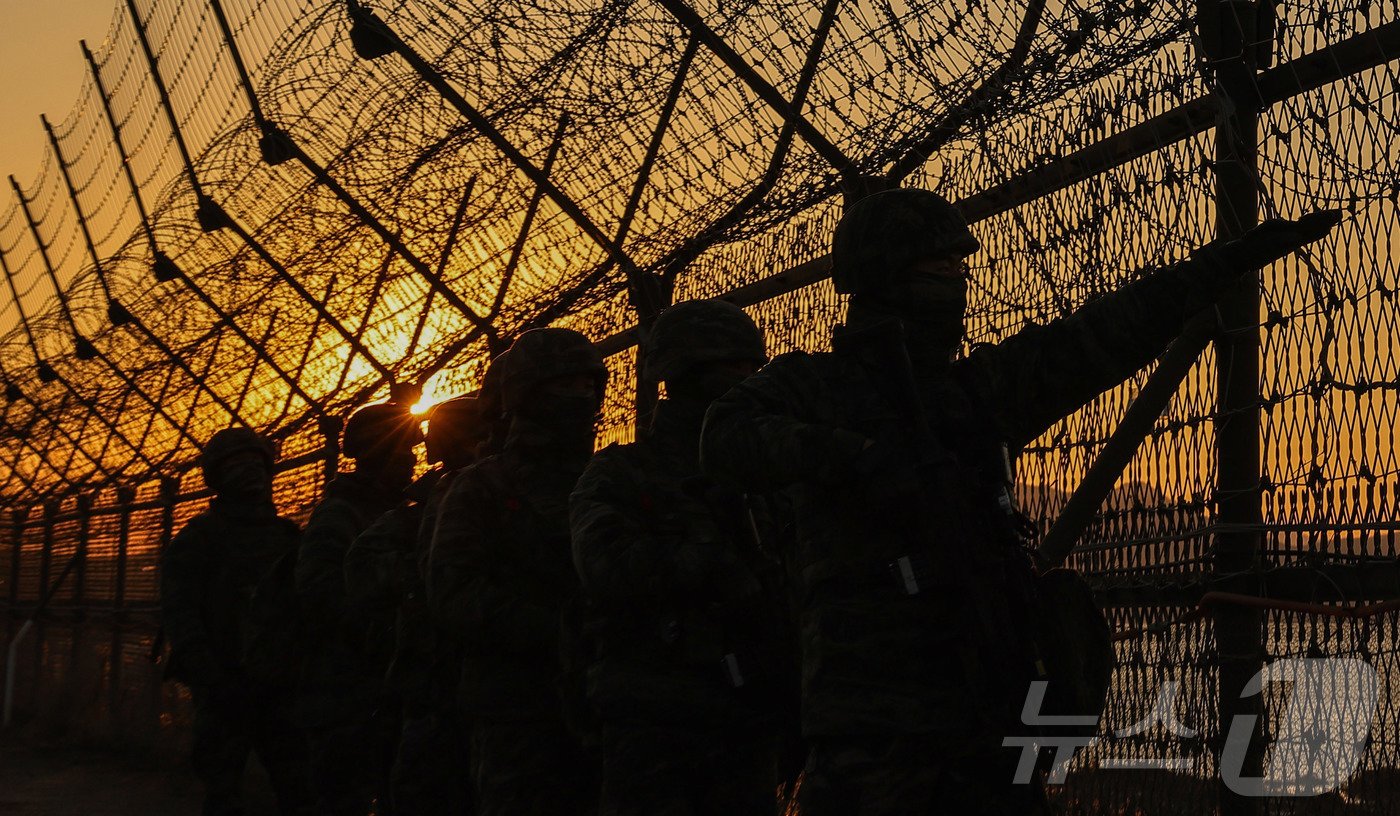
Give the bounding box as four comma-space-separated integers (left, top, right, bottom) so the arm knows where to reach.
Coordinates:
200, 427, 275, 483
424, 395, 489, 465
831, 188, 981, 295
641, 299, 766, 383
342, 401, 423, 460
499, 328, 606, 413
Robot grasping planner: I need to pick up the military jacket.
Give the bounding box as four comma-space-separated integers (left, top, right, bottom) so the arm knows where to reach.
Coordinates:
160, 497, 300, 688
429, 443, 586, 721
344, 468, 460, 713
570, 398, 792, 727
295, 471, 403, 720
701, 264, 1207, 743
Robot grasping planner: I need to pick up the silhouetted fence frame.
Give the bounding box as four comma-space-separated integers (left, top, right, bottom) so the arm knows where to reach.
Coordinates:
2, 2, 1400, 813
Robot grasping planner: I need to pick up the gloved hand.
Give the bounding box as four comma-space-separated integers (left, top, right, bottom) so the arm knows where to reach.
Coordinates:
1177, 209, 1342, 314
1212, 209, 1344, 271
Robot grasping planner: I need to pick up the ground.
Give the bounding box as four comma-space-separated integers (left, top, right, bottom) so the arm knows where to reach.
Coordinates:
0, 737, 276, 815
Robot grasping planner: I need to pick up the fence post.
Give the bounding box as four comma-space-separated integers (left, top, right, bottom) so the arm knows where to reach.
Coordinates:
71, 494, 92, 699
110, 486, 133, 726
33, 501, 58, 712
1206, 2, 1266, 813
7, 508, 23, 611
74, 494, 91, 613
319, 416, 344, 489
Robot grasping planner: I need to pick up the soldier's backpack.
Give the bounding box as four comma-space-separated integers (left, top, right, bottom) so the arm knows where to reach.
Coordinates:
1031, 566, 1115, 737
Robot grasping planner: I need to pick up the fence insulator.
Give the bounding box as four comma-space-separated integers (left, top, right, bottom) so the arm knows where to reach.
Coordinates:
106, 299, 134, 328
151, 253, 182, 282
196, 196, 232, 233
258, 124, 296, 166
347, 2, 396, 60
74, 336, 99, 361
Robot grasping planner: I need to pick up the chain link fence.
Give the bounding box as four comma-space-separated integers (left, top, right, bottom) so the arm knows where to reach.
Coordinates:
2, 1, 1399, 812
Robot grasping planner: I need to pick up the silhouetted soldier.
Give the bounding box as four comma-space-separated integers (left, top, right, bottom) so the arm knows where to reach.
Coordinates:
160, 427, 315, 816
571, 299, 797, 815
297, 401, 423, 815
700, 188, 1340, 814
346, 394, 498, 816
429, 328, 605, 815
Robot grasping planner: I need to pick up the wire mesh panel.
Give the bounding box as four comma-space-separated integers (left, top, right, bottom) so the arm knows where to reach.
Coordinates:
0, 1, 1397, 809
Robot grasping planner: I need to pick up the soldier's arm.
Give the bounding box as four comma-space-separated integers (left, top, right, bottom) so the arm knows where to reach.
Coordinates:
344, 504, 414, 611
967, 213, 1341, 447
960, 260, 1206, 447
701, 352, 866, 493
427, 471, 557, 653
294, 497, 356, 627
570, 448, 691, 608
158, 521, 226, 686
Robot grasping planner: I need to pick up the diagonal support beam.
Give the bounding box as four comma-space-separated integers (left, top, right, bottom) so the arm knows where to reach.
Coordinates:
41, 115, 252, 428
10, 175, 203, 451
405, 177, 475, 369
0, 270, 160, 475
652, 0, 857, 177
0, 373, 131, 488
345, 0, 662, 317
122, 3, 396, 387
588, 15, 1400, 339
886, 0, 1048, 183
81, 39, 323, 418
205, 0, 498, 349
646, 0, 843, 283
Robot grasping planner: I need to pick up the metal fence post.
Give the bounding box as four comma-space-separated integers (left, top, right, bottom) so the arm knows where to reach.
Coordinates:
1207, 2, 1266, 813
110, 486, 133, 724
7, 508, 23, 611
71, 494, 91, 692
319, 416, 344, 488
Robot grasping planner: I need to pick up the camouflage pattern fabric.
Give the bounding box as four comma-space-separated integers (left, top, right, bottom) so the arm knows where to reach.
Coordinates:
392, 710, 473, 816
596, 722, 779, 816
345, 468, 476, 815
160, 497, 312, 815
190, 686, 317, 816
296, 470, 406, 815
469, 718, 595, 816
640, 298, 766, 384
797, 736, 1044, 816
570, 396, 793, 813
701, 258, 1233, 807
428, 418, 599, 813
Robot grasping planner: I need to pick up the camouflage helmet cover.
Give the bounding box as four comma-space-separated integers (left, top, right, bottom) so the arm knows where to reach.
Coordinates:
200, 427, 276, 484
830, 188, 980, 295
424, 395, 491, 464
641, 299, 766, 383
342, 401, 423, 460
500, 327, 607, 412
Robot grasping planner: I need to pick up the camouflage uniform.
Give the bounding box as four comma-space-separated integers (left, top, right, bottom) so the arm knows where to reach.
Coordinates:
570, 300, 795, 816
342, 391, 501, 816
160, 428, 315, 816
346, 466, 473, 816
429, 328, 604, 816
298, 402, 422, 816
699, 190, 1340, 814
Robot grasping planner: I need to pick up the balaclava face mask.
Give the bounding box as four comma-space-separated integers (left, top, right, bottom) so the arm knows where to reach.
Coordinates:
512, 382, 602, 462
358, 445, 418, 492
851, 268, 968, 364
212, 455, 273, 505
666, 361, 757, 409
